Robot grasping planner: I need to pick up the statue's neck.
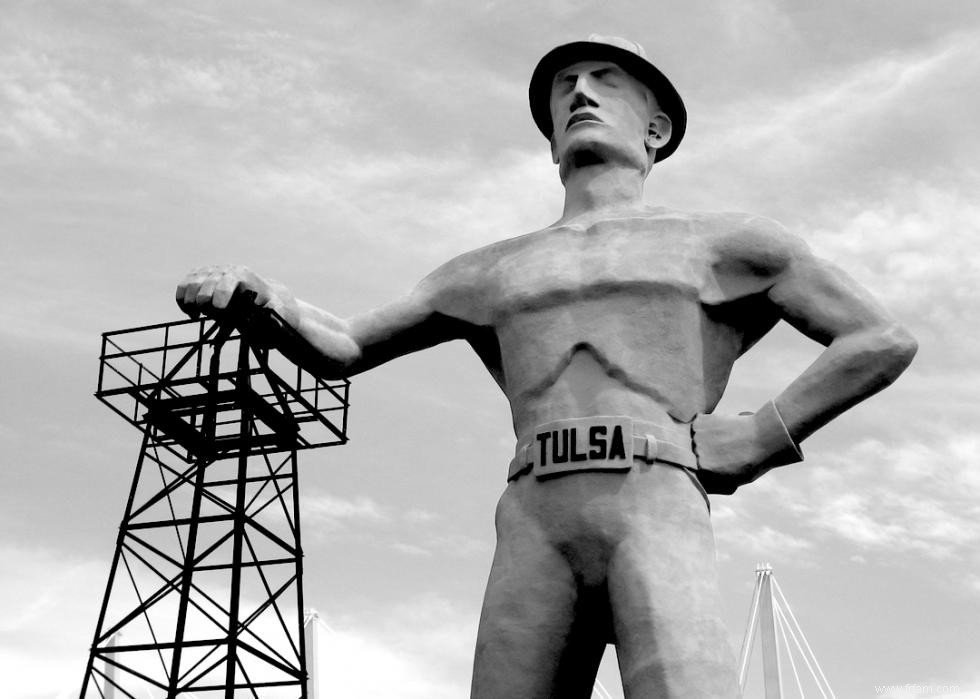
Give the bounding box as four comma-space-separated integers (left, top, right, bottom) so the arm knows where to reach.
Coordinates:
559, 163, 647, 223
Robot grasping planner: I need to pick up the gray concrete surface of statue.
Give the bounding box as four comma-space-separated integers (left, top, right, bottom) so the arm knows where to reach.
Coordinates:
175, 35, 917, 699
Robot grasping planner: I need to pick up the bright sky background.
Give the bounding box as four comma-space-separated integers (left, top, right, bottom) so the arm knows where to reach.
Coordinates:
3, 1, 979, 697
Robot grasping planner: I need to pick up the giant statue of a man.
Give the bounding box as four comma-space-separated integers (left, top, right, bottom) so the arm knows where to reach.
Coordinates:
177, 36, 916, 698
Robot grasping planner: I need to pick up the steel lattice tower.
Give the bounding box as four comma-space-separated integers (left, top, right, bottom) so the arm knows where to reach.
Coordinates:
80, 302, 349, 698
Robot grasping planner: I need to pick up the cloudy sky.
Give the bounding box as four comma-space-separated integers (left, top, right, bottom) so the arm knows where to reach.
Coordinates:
3, 0, 979, 697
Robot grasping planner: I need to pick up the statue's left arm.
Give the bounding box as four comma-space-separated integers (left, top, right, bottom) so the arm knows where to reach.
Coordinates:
693, 234, 918, 494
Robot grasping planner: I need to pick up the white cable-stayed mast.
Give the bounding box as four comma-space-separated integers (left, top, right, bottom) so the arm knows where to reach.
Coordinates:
738, 564, 836, 698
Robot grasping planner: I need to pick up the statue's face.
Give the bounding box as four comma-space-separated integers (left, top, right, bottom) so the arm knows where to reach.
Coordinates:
549, 60, 665, 178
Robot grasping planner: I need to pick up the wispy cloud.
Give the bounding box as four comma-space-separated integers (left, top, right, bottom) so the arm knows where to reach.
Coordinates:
662, 29, 980, 224
727, 434, 980, 572
0, 546, 107, 698
0, 50, 118, 150
808, 182, 980, 334
806, 437, 980, 561
302, 492, 389, 530
713, 507, 814, 562
301, 490, 490, 559
689, 29, 980, 171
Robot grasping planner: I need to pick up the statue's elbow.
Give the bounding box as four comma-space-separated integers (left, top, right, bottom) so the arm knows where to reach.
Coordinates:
318, 351, 361, 381
880, 323, 918, 379
298, 336, 362, 381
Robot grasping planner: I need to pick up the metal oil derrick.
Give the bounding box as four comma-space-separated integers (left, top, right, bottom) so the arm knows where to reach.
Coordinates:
80, 299, 349, 698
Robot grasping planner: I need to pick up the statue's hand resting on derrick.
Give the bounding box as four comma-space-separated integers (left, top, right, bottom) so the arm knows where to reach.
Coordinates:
176, 265, 300, 327
176, 264, 363, 377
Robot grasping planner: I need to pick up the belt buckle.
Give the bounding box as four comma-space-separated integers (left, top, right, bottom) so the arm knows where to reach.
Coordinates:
531, 416, 635, 480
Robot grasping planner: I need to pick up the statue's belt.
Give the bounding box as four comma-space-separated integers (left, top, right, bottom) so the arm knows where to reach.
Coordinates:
508, 415, 700, 483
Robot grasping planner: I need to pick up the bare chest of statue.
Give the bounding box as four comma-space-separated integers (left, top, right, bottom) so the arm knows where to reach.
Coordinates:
469, 213, 744, 430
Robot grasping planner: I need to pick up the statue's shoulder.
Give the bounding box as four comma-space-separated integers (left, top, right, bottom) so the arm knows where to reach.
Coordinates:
414, 230, 543, 324
696, 210, 812, 273
419, 230, 534, 287
690, 211, 816, 304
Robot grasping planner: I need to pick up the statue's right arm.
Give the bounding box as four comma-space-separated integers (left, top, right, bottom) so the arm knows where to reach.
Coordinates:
175, 264, 465, 379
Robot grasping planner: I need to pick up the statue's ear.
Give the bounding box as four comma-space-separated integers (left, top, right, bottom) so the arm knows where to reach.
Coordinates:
550, 135, 559, 165
645, 112, 673, 154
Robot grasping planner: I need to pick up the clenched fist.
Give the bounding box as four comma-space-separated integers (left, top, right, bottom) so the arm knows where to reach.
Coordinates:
691, 401, 803, 495
175, 265, 300, 328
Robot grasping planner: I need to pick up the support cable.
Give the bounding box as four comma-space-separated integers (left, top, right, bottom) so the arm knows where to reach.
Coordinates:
738, 569, 764, 689
592, 679, 615, 699
774, 601, 829, 699
774, 601, 806, 698
773, 579, 836, 699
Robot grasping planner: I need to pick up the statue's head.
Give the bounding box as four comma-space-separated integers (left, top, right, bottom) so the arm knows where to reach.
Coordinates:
529, 36, 687, 183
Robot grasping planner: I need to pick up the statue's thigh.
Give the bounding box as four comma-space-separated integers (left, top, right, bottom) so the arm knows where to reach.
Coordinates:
608, 516, 740, 699
470, 529, 602, 699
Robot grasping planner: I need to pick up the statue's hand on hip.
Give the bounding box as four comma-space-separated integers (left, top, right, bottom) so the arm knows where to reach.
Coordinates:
691, 403, 803, 495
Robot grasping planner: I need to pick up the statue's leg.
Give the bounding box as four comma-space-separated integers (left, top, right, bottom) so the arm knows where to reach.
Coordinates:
608, 467, 740, 698
470, 502, 605, 699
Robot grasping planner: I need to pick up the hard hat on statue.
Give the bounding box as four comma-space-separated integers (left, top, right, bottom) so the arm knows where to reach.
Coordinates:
528, 34, 688, 162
